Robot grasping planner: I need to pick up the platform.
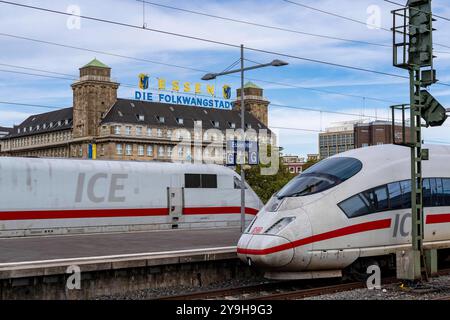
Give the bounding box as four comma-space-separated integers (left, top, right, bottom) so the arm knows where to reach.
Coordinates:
0, 227, 241, 264
0, 228, 255, 299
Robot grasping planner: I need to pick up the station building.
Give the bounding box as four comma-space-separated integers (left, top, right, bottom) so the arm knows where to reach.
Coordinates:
0, 59, 271, 162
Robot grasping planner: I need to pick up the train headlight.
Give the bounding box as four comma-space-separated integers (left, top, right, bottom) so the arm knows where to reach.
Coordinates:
265, 217, 296, 235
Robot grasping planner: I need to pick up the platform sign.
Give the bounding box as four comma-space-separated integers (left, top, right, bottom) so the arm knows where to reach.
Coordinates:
226, 140, 259, 166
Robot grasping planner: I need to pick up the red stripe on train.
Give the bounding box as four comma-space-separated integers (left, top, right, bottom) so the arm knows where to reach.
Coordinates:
426, 213, 450, 224
0, 207, 259, 221
237, 219, 392, 255
184, 207, 259, 215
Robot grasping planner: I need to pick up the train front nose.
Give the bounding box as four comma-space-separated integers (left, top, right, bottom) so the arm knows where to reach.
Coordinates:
237, 233, 295, 268
237, 210, 313, 271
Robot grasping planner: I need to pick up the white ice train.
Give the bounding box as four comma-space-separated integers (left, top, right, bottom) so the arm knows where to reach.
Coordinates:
237, 144, 450, 280
0, 157, 262, 237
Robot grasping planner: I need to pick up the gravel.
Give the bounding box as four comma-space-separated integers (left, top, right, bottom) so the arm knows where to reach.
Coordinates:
304, 274, 450, 300
94, 278, 269, 300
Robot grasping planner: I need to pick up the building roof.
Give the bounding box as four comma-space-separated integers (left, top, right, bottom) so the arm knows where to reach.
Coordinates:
244, 81, 262, 89
0, 126, 12, 133
82, 58, 109, 69
101, 98, 269, 131
6, 107, 73, 138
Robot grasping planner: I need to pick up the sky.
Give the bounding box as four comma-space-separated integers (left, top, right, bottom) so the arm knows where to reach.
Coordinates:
0, 0, 450, 156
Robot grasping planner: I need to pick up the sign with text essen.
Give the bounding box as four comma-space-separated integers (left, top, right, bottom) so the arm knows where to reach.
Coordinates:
134, 74, 234, 110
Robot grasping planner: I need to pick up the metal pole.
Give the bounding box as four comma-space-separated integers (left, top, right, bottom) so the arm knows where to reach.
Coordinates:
409, 66, 424, 280
240, 44, 246, 233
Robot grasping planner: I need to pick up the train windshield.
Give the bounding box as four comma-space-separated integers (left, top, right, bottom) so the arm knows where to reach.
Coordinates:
276, 157, 363, 199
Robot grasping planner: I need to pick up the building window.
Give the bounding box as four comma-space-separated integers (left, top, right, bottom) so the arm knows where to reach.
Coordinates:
167, 130, 172, 138
147, 146, 153, 157
125, 126, 132, 135
157, 116, 165, 123
178, 147, 184, 158
157, 129, 162, 137
138, 145, 144, 156
176, 118, 184, 125
125, 144, 132, 155
147, 127, 152, 136
158, 146, 164, 157
136, 127, 142, 136
228, 122, 236, 128
116, 144, 123, 155
114, 126, 121, 135
212, 120, 220, 128
167, 146, 173, 157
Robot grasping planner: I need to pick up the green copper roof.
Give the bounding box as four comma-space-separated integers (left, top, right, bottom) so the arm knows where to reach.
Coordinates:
82, 58, 109, 68
244, 81, 262, 89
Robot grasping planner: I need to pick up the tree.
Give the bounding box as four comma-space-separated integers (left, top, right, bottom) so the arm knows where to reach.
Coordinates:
237, 160, 295, 204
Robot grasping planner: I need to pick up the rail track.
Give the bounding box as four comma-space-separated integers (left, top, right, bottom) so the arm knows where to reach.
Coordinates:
157, 278, 389, 300
158, 267, 450, 300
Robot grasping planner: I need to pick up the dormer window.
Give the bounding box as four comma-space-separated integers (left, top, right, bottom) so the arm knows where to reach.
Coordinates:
212, 120, 220, 128
36, 125, 40, 130
176, 118, 184, 125
65, 119, 69, 125
228, 122, 236, 129
118, 111, 123, 117
49, 122, 53, 128
194, 120, 202, 126
29, 126, 32, 131
57, 121, 62, 126
246, 124, 252, 129
137, 114, 145, 121
43, 123, 47, 129
157, 116, 165, 123
18, 128, 21, 133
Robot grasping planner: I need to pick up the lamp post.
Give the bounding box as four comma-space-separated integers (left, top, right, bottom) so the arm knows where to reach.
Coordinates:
202, 44, 288, 233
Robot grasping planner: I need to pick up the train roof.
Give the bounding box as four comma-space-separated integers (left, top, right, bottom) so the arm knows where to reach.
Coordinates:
0, 157, 239, 176
331, 144, 450, 163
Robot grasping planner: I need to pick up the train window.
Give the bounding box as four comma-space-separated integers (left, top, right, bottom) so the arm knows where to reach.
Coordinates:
423, 178, 432, 207
338, 195, 371, 218
388, 182, 403, 210
185, 174, 217, 188
374, 186, 389, 211
303, 157, 363, 181
276, 174, 336, 199
443, 179, 450, 206
400, 180, 411, 209
201, 174, 217, 188
185, 174, 201, 188
276, 157, 362, 199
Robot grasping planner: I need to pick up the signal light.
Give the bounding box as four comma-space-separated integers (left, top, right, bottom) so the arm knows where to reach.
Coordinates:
408, 0, 434, 67
419, 90, 448, 127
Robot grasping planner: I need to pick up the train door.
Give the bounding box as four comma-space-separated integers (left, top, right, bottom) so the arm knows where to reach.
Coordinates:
167, 175, 184, 228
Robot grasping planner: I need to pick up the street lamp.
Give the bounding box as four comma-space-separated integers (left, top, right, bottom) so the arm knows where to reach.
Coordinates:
202, 44, 288, 233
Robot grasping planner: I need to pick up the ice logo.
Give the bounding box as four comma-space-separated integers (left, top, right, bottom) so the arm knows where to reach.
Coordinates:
223, 85, 231, 99
139, 73, 150, 90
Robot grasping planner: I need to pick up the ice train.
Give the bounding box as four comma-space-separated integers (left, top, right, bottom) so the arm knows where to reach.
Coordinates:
0, 157, 262, 237
237, 144, 450, 279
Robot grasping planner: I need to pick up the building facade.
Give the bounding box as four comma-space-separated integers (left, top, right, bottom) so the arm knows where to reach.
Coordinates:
0, 59, 271, 163
354, 120, 411, 148
319, 122, 356, 159
281, 155, 305, 174
319, 120, 411, 159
